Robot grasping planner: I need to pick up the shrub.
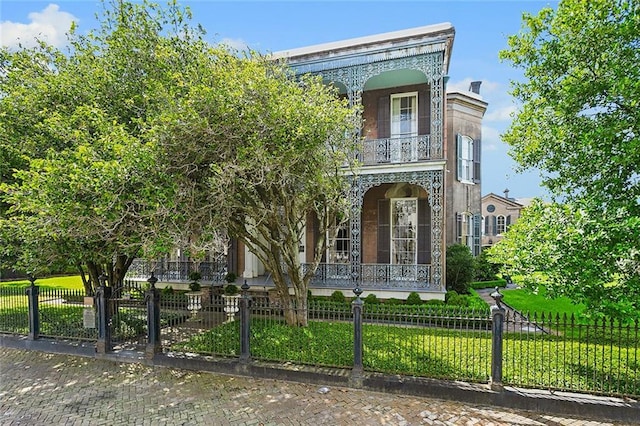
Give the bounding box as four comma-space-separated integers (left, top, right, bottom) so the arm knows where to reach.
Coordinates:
224, 272, 237, 283
224, 284, 239, 295
474, 250, 501, 282
364, 293, 380, 304
161, 285, 174, 295
445, 290, 470, 307
470, 279, 507, 290
446, 244, 474, 294
188, 271, 202, 292
406, 292, 422, 305
329, 290, 347, 304
385, 298, 402, 305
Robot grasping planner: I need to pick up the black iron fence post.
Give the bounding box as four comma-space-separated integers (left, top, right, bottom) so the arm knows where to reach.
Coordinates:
490, 287, 505, 391
351, 286, 364, 387
25, 275, 39, 340
96, 274, 112, 354
146, 273, 161, 359
239, 280, 251, 364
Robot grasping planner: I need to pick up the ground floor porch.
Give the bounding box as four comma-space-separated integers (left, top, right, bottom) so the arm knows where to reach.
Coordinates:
126, 259, 445, 301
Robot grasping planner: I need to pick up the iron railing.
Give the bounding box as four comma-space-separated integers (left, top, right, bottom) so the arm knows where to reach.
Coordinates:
38, 288, 97, 341
307, 263, 432, 290
502, 311, 640, 396
358, 135, 435, 165
0, 286, 28, 335
2, 282, 639, 398
127, 259, 227, 283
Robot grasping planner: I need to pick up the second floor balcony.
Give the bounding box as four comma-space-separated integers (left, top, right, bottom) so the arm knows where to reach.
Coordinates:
358, 134, 435, 166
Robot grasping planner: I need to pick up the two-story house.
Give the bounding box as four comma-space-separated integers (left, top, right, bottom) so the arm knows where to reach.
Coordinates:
128, 23, 487, 301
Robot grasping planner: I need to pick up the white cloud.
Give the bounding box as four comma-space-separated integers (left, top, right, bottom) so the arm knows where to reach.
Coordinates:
1, 4, 77, 49
218, 37, 250, 52
481, 125, 502, 152
485, 105, 516, 122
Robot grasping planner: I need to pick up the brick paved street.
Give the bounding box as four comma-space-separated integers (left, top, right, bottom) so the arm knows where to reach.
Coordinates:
0, 347, 625, 425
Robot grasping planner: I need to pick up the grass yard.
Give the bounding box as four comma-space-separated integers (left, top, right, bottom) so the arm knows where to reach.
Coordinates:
173, 317, 639, 396
0, 275, 84, 290
501, 285, 585, 317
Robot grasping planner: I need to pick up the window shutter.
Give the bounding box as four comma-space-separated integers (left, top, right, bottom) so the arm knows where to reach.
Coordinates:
491, 215, 497, 236
473, 214, 482, 256
377, 199, 390, 263
456, 212, 462, 243
377, 96, 390, 139
506, 215, 512, 231
456, 134, 462, 181
473, 137, 481, 183
418, 90, 430, 135
484, 215, 490, 235
417, 199, 431, 264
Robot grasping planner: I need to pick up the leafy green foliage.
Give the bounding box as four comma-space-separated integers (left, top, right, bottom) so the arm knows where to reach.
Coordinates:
497, 0, 640, 321
406, 292, 422, 305
329, 290, 347, 304
446, 244, 474, 294
363, 293, 380, 305
469, 279, 507, 290
474, 250, 501, 282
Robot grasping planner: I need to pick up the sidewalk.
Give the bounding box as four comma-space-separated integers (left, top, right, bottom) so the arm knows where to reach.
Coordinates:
0, 347, 624, 425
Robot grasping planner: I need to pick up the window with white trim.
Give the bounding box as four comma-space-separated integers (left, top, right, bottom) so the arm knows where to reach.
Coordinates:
328, 220, 350, 264
390, 93, 418, 138
457, 134, 474, 183
391, 198, 418, 265
497, 215, 506, 235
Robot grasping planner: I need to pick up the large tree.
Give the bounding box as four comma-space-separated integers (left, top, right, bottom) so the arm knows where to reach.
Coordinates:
155, 50, 361, 327
491, 0, 640, 319
0, 0, 208, 293
1, 0, 361, 309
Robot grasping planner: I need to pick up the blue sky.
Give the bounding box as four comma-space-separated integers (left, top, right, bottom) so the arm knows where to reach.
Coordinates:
1, 0, 557, 199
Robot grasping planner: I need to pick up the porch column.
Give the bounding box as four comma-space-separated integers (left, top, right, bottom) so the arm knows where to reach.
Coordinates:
349, 176, 364, 288
243, 245, 261, 278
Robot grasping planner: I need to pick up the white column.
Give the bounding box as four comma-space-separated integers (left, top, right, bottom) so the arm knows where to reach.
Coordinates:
243, 245, 261, 278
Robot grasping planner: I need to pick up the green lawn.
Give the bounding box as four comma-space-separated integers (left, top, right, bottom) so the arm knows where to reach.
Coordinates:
501, 286, 585, 317
0, 275, 84, 290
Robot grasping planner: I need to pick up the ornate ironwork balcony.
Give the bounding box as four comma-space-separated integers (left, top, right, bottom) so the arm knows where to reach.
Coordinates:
358, 135, 435, 165
306, 263, 433, 290
127, 259, 227, 283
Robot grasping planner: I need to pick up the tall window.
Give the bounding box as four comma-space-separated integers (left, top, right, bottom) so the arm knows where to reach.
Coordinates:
328, 221, 350, 263
391, 93, 418, 138
457, 134, 474, 183
457, 212, 481, 256
497, 215, 506, 235
391, 199, 418, 265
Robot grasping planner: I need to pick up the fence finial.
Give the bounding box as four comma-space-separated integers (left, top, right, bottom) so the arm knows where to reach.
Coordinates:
490, 286, 503, 307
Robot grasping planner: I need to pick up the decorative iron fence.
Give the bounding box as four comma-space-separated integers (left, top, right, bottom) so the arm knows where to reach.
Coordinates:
2, 281, 639, 399
0, 286, 28, 335
502, 311, 640, 396
38, 288, 97, 341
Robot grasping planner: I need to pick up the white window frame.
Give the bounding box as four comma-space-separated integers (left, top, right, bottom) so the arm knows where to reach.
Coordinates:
457, 134, 474, 183
390, 198, 418, 265
327, 220, 350, 264
497, 215, 506, 235
390, 92, 418, 138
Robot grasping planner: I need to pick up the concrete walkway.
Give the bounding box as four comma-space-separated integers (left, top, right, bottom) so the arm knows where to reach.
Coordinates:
0, 347, 627, 426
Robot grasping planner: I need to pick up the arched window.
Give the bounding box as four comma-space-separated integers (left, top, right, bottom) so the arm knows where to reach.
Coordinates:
497, 215, 506, 235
